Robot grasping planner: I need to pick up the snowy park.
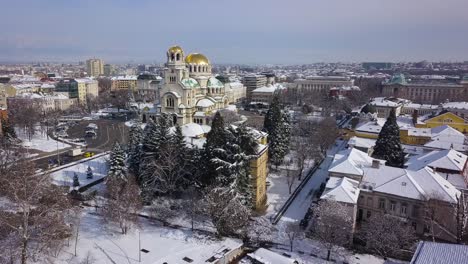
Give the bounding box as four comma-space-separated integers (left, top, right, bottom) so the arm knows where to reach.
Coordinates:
53, 208, 242, 264
17, 127, 70, 153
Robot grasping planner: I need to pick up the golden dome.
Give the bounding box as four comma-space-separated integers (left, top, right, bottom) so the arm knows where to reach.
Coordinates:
185, 53, 210, 65
168, 45, 183, 54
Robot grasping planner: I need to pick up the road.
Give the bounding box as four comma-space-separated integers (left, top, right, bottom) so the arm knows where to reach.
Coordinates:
32, 118, 128, 170
279, 139, 348, 223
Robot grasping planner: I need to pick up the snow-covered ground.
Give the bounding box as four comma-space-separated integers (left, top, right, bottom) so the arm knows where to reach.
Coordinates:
17, 127, 70, 153
50, 154, 109, 189
54, 208, 242, 264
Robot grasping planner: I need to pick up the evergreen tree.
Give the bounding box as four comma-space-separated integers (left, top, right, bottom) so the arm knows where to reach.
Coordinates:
201, 112, 228, 186
86, 166, 93, 179
212, 126, 258, 207
107, 142, 127, 181
127, 122, 144, 177
72, 173, 80, 187
268, 111, 291, 168
1, 117, 17, 140
372, 109, 405, 167
263, 93, 282, 134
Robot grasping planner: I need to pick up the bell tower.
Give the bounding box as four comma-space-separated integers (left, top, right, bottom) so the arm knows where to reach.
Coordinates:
165, 45, 186, 84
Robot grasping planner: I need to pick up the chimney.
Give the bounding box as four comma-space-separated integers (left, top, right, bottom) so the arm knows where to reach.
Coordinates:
372, 159, 380, 169
412, 109, 418, 125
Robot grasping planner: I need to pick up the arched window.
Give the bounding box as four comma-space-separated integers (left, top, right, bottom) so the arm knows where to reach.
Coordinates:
166, 96, 174, 108
176, 53, 180, 61
171, 54, 175, 61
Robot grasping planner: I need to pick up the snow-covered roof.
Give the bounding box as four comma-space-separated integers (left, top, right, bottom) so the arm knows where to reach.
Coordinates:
196, 98, 215, 107
328, 148, 377, 177
321, 177, 360, 204
425, 125, 468, 152
411, 241, 468, 264
75, 78, 97, 84
406, 149, 467, 172
442, 101, 468, 111
248, 248, 298, 264
369, 97, 407, 107
177, 123, 211, 138
348, 136, 376, 150
361, 166, 460, 203
252, 83, 284, 93
110, 75, 137, 81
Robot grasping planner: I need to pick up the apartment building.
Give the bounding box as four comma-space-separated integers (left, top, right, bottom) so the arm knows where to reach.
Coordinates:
243, 74, 267, 101
294, 76, 354, 93
111, 75, 138, 91
86, 58, 104, 77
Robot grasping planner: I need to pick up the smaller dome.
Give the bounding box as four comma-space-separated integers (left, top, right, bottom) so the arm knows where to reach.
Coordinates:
207, 77, 224, 88
181, 78, 200, 88
185, 53, 210, 65
168, 45, 183, 54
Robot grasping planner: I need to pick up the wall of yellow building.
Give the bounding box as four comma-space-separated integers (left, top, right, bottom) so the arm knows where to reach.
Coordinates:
77, 83, 87, 104
250, 147, 268, 211
354, 129, 431, 145
417, 112, 468, 134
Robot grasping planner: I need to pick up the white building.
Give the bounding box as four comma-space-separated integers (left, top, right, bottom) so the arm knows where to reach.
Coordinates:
154, 45, 245, 125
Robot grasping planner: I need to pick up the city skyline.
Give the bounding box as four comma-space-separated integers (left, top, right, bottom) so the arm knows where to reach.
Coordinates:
1, 0, 468, 64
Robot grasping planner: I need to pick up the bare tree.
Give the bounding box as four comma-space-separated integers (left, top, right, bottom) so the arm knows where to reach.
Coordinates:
103, 175, 142, 234
216, 109, 242, 126
309, 200, 353, 261
284, 158, 298, 195
8, 98, 43, 141
454, 194, 468, 243
146, 145, 189, 196
0, 146, 72, 264
281, 221, 304, 252
358, 213, 416, 259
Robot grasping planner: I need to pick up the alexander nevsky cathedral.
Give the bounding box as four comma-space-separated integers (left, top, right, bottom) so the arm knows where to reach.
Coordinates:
153, 45, 245, 126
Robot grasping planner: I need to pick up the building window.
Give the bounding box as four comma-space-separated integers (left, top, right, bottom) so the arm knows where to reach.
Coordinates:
378, 198, 385, 209
166, 97, 174, 108
390, 201, 396, 212
401, 203, 407, 216
412, 206, 419, 217
367, 197, 373, 207
366, 210, 371, 219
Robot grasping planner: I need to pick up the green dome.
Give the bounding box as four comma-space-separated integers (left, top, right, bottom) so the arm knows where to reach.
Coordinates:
389, 73, 407, 85
181, 78, 200, 88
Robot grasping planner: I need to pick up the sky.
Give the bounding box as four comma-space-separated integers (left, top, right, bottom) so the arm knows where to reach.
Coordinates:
1, 0, 468, 64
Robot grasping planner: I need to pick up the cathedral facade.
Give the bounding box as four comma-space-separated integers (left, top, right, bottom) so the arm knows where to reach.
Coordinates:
155, 45, 244, 126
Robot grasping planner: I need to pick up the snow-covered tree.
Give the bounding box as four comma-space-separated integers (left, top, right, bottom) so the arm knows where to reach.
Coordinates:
73, 173, 80, 188
86, 166, 93, 179
247, 217, 275, 246
263, 93, 282, 134
0, 147, 72, 264
127, 122, 144, 177
269, 113, 291, 168
372, 108, 405, 167
103, 175, 141, 235
206, 187, 251, 236
358, 213, 416, 259
201, 111, 228, 186
107, 142, 127, 182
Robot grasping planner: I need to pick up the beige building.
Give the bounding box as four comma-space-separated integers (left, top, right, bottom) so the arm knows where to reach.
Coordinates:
111, 75, 138, 91
382, 74, 468, 104
0, 84, 16, 109
7, 93, 77, 113
326, 147, 463, 242
243, 74, 267, 101
86, 58, 104, 77
250, 83, 284, 106
75, 78, 99, 103
294, 76, 354, 93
